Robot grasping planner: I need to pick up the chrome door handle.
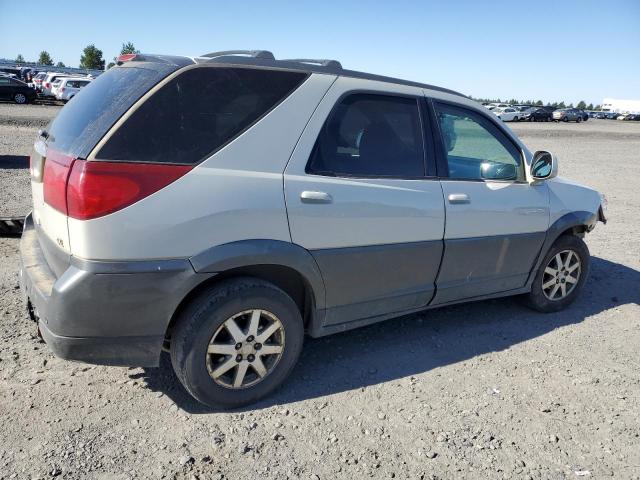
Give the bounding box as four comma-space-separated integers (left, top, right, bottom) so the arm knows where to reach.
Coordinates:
448, 193, 470, 204
301, 191, 333, 204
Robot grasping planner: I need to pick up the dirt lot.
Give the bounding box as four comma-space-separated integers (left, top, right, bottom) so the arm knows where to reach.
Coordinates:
1, 103, 639, 480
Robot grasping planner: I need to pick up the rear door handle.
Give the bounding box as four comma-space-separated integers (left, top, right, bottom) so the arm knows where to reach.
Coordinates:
301, 191, 333, 204
448, 193, 470, 204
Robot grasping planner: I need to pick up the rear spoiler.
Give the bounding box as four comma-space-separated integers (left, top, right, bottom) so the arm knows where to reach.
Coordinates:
116, 54, 194, 68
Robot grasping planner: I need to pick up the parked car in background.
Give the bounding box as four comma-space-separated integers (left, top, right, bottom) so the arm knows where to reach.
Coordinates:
0, 76, 37, 104
32, 72, 47, 92
523, 107, 552, 122
54, 77, 92, 102
50, 78, 64, 98
493, 106, 522, 121
553, 108, 584, 122
615, 113, 639, 121
41, 72, 72, 97
0, 67, 21, 78
578, 110, 588, 121
517, 109, 532, 121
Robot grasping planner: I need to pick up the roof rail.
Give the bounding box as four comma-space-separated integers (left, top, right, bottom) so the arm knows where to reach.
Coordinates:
283, 58, 342, 70
201, 50, 275, 60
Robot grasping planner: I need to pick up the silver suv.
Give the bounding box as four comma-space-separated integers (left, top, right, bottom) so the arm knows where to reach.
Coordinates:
21, 50, 607, 408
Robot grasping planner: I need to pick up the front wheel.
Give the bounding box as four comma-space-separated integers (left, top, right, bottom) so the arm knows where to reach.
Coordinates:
523, 235, 590, 313
170, 277, 304, 409
14, 93, 27, 104
577, 116, 583, 123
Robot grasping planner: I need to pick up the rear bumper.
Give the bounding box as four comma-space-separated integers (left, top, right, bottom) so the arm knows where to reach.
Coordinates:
37, 319, 164, 366
20, 213, 212, 367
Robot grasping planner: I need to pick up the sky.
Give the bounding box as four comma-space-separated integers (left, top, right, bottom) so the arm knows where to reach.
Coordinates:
1, 0, 638, 105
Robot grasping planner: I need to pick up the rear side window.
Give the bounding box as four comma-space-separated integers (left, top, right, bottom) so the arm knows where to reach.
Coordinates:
97, 67, 308, 164
306, 94, 425, 178
46, 63, 179, 159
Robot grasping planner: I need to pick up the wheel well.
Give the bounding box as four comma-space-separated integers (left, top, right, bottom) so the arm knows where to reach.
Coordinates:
559, 225, 587, 239
164, 265, 313, 347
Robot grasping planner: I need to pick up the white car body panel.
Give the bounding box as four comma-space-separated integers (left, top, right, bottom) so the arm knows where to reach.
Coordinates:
440, 181, 550, 238
547, 176, 602, 225
284, 76, 445, 250
67, 73, 337, 260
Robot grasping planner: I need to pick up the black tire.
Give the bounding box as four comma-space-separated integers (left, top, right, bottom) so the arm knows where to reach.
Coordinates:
523, 234, 590, 313
14, 93, 28, 104
563, 117, 569, 122
577, 116, 582, 123
514, 116, 519, 122
170, 277, 304, 409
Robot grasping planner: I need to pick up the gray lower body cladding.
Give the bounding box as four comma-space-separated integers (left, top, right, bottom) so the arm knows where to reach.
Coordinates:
310, 240, 443, 326
20, 211, 599, 367
20, 214, 213, 367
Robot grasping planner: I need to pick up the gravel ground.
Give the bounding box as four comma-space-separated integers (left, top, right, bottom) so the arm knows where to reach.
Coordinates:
1, 105, 639, 480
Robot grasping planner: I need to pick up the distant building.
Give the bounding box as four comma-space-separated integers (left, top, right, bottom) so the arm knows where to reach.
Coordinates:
601, 98, 640, 114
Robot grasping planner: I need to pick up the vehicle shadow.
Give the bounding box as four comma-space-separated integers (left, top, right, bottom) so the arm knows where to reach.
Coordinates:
0, 155, 29, 169
134, 256, 639, 414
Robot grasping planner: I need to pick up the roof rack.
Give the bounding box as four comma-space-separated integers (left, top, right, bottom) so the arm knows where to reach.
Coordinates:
282, 58, 342, 70
200, 50, 275, 60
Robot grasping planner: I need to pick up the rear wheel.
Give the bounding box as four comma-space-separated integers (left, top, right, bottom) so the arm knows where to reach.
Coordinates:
577, 116, 583, 123
563, 117, 569, 122
170, 277, 304, 409
14, 93, 27, 104
524, 235, 590, 312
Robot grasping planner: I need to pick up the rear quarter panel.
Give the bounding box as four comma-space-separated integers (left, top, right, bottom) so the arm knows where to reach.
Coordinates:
68, 73, 337, 260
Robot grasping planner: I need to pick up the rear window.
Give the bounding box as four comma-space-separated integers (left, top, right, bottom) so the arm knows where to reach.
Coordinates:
45, 63, 179, 159
96, 67, 308, 164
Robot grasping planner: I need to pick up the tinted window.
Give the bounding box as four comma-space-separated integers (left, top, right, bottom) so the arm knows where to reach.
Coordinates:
435, 102, 523, 181
306, 94, 424, 178
97, 67, 307, 164
46, 63, 179, 159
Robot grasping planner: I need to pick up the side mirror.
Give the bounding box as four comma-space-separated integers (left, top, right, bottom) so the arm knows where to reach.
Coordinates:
531, 151, 558, 180
481, 162, 517, 180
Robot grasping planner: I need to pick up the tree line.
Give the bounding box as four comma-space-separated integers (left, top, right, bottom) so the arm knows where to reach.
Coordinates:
13, 42, 139, 70
473, 97, 601, 111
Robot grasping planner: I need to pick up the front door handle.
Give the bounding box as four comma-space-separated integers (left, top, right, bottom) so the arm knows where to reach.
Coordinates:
301, 191, 333, 204
448, 193, 471, 204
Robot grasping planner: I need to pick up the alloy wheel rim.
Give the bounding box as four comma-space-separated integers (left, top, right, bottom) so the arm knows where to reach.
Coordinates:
206, 309, 285, 389
15, 94, 26, 103
542, 249, 581, 301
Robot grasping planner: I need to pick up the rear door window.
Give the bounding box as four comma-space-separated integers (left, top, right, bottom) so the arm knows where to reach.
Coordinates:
96, 67, 308, 164
306, 93, 425, 178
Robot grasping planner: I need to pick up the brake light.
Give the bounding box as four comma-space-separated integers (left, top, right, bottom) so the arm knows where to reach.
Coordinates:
117, 54, 137, 64
66, 161, 192, 220
43, 150, 75, 214
45, 82, 50, 88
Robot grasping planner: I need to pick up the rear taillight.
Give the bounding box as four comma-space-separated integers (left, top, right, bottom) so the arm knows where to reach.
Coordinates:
43, 150, 75, 214
66, 161, 192, 220
44, 82, 50, 88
